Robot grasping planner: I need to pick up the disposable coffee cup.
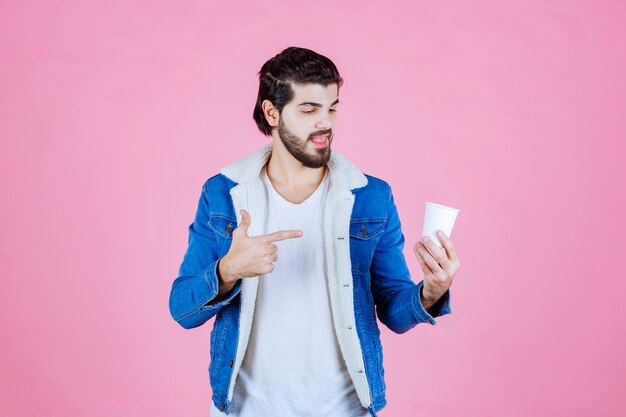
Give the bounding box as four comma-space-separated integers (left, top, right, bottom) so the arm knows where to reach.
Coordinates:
421, 202, 460, 248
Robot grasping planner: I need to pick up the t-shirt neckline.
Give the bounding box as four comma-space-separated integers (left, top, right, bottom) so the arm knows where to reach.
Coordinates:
262, 165, 329, 208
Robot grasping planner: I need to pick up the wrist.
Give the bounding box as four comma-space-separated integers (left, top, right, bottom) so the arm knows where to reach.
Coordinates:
217, 255, 238, 286
420, 284, 438, 310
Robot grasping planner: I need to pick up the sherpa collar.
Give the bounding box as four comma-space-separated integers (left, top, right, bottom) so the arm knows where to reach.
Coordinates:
220, 142, 368, 190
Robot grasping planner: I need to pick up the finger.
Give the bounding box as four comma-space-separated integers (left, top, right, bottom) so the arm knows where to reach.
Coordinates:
259, 229, 303, 243
262, 246, 278, 260
416, 241, 443, 274
235, 209, 251, 236
436, 230, 460, 266
421, 235, 450, 268
413, 242, 433, 274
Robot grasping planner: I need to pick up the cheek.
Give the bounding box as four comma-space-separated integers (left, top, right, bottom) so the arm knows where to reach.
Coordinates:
292, 122, 313, 140
283, 113, 307, 132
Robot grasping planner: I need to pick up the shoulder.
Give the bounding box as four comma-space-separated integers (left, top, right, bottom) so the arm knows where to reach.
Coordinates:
350, 173, 394, 220
357, 173, 392, 201
198, 173, 238, 218
202, 173, 237, 196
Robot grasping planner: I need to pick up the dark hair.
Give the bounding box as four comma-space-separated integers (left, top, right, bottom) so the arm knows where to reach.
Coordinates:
252, 46, 344, 137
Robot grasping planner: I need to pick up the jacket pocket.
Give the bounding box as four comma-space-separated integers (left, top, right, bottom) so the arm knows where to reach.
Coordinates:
208, 214, 236, 239
349, 218, 385, 240
208, 214, 236, 254
349, 219, 385, 275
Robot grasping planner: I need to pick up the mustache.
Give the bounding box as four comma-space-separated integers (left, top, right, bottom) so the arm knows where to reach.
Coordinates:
309, 130, 332, 139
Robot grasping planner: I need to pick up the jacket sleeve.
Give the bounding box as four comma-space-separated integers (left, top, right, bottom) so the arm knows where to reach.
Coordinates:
168, 182, 242, 329
369, 184, 451, 334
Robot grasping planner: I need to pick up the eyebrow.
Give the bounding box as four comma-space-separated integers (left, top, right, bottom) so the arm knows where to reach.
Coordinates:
298, 99, 340, 107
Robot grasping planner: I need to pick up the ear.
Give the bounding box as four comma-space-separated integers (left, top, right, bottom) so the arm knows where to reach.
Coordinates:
262, 99, 279, 127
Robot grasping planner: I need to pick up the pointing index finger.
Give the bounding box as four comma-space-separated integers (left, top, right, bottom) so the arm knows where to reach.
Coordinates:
259, 230, 304, 242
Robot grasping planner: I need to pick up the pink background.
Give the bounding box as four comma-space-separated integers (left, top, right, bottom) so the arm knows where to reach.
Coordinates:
2, 1, 625, 416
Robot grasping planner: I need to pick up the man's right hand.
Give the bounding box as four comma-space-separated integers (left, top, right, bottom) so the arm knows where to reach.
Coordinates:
218, 208, 304, 285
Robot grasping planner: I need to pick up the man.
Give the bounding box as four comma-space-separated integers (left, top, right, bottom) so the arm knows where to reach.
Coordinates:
169, 46, 460, 417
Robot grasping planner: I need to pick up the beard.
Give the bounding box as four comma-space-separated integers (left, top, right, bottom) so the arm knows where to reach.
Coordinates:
277, 117, 332, 169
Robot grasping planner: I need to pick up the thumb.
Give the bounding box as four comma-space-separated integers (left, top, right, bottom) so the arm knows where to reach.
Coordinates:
235, 209, 251, 237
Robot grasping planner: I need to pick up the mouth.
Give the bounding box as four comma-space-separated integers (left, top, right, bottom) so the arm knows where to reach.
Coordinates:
310, 134, 330, 147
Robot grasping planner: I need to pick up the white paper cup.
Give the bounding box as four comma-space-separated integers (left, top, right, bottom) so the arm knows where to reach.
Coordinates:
421, 202, 460, 248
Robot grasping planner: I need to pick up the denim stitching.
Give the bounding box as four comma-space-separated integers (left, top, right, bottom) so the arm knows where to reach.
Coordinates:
173, 260, 222, 321
350, 228, 384, 240
349, 224, 383, 274
208, 213, 236, 220
413, 283, 436, 325
174, 309, 195, 322
349, 219, 385, 240
211, 308, 229, 385
210, 317, 218, 360
208, 216, 236, 239
353, 270, 378, 398
366, 274, 385, 394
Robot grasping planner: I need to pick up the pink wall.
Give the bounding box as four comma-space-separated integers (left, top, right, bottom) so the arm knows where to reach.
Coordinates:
2, 1, 624, 416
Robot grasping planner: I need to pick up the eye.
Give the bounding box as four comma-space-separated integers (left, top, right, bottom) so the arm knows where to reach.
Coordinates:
302, 110, 314, 114
330, 109, 337, 112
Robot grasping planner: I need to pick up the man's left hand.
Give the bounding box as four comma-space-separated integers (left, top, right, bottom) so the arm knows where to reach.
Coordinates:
413, 230, 461, 306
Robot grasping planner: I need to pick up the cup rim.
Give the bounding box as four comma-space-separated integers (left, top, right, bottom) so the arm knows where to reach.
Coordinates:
425, 201, 460, 212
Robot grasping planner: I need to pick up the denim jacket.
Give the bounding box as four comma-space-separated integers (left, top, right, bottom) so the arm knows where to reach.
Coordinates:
169, 143, 452, 416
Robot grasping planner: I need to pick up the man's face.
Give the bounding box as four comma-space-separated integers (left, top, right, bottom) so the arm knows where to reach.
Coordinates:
275, 82, 339, 168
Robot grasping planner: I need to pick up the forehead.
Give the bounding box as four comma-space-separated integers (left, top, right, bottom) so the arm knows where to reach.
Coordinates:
290, 82, 338, 105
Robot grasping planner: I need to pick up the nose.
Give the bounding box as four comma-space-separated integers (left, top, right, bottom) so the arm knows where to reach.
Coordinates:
315, 116, 332, 131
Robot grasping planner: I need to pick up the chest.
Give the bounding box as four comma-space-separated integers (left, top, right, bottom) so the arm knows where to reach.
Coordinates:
271, 184, 319, 205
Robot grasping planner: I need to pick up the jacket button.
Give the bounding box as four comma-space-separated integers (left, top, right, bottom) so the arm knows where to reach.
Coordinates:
229, 360, 234, 367
225, 224, 233, 232
220, 403, 225, 410
360, 227, 368, 236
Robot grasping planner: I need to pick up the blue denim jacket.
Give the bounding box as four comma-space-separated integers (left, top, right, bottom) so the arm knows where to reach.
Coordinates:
169, 144, 451, 416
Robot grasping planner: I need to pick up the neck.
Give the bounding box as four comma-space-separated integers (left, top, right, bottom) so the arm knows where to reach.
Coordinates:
265, 139, 327, 190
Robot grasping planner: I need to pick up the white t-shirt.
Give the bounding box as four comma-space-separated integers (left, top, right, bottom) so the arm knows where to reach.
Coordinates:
211, 166, 370, 417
